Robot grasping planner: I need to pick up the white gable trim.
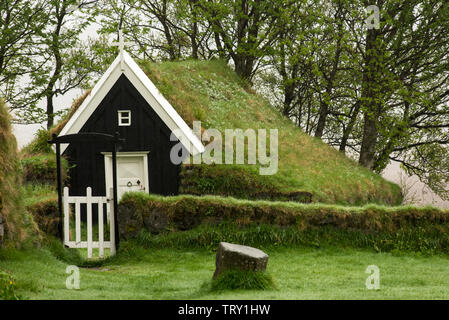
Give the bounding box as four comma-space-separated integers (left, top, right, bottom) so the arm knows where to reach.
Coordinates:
59, 51, 204, 155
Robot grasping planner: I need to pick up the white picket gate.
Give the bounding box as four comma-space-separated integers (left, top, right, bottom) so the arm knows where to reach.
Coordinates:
63, 187, 116, 259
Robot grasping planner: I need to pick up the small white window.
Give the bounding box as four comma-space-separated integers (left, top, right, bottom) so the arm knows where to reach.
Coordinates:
118, 110, 131, 126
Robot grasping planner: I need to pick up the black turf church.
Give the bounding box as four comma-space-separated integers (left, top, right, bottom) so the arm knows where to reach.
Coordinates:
58, 50, 204, 199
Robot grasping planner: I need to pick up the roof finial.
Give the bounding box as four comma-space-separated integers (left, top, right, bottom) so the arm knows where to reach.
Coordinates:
112, 29, 133, 71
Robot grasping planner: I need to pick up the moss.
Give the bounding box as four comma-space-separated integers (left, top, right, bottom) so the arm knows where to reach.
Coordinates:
0, 99, 40, 247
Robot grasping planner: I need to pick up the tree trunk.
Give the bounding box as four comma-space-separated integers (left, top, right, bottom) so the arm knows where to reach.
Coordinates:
46, 94, 54, 129
189, 0, 199, 59
282, 85, 295, 117
234, 56, 254, 80
359, 113, 378, 169
314, 31, 342, 138
162, 20, 176, 60
314, 101, 329, 138
359, 28, 384, 169
191, 28, 198, 59
214, 31, 225, 59
45, 4, 64, 130
339, 101, 361, 153
373, 102, 410, 172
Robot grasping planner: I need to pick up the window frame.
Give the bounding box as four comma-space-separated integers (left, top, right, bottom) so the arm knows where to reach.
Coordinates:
118, 110, 131, 126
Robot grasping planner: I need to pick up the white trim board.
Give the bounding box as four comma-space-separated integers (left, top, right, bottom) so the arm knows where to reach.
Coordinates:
101, 151, 150, 156
59, 51, 204, 155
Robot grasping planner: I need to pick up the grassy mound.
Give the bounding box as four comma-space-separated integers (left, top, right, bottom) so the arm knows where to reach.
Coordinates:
31, 59, 401, 205
21, 154, 68, 185
20, 129, 68, 186
0, 99, 40, 247
142, 60, 401, 205
25, 198, 59, 237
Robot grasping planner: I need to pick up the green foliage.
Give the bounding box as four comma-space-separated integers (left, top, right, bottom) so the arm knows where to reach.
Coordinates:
263, 0, 449, 198
22, 183, 56, 207
14, 0, 100, 129
21, 129, 53, 155
209, 270, 275, 291
20, 126, 69, 187
0, 270, 23, 300
0, 0, 47, 103
21, 154, 68, 185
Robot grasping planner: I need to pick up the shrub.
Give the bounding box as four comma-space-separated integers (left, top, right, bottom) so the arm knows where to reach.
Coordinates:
20, 129, 53, 156
21, 153, 68, 185
26, 198, 59, 237
0, 270, 23, 300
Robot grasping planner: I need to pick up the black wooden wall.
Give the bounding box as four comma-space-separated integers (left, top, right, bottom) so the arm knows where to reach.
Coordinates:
63, 74, 184, 197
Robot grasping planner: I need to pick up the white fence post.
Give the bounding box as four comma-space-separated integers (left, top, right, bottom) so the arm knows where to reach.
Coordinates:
98, 199, 104, 259
109, 187, 116, 256
86, 187, 93, 259
75, 199, 81, 244
63, 187, 70, 245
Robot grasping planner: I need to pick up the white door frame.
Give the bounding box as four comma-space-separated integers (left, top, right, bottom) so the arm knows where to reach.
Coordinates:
102, 151, 150, 199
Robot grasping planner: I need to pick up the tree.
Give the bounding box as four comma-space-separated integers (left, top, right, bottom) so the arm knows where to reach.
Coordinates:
199, 0, 285, 80
264, 0, 449, 198
0, 0, 47, 107
16, 0, 100, 129
356, 0, 449, 177
264, 0, 361, 140
97, 0, 213, 61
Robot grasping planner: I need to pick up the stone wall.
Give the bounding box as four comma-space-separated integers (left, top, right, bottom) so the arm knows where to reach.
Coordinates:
117, 193, 449, 243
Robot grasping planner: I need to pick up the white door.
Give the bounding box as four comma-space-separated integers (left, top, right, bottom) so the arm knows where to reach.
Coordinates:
104, 152, 149, 201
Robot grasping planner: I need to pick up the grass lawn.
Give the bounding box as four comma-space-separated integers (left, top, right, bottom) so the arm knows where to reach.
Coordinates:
2, 245, 449, 300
